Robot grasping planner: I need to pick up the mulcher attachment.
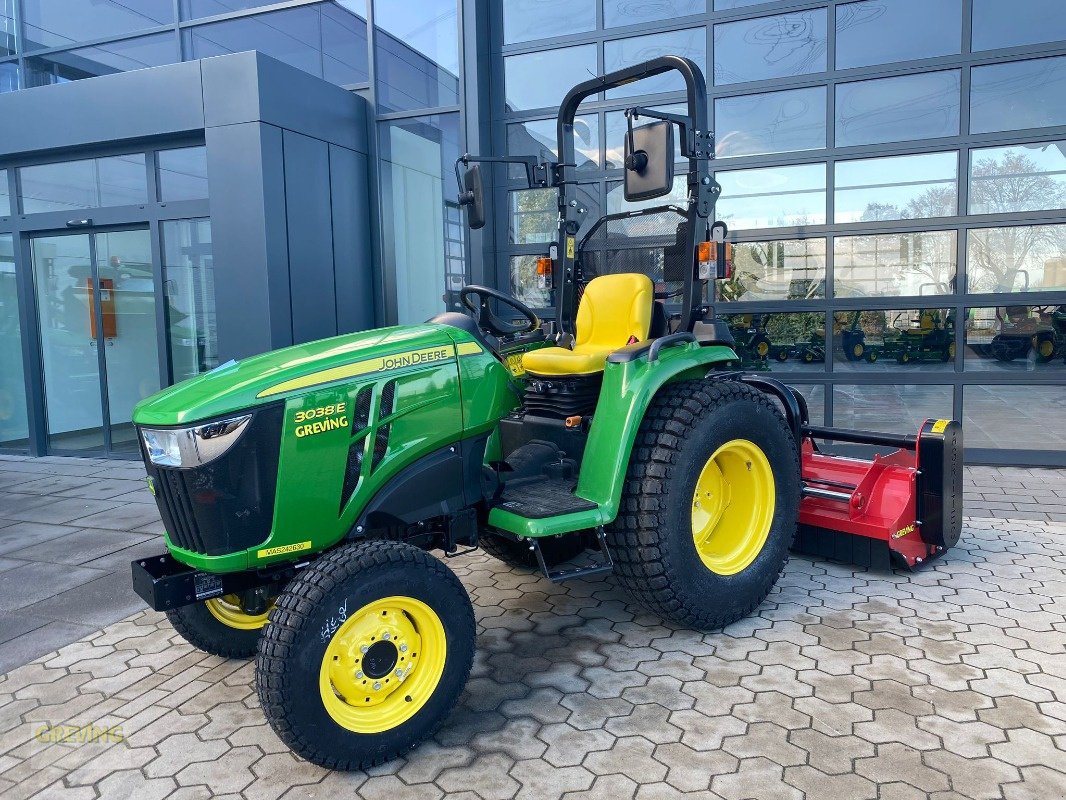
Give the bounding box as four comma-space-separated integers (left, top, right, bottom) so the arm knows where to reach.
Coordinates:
795, 418, 963, 569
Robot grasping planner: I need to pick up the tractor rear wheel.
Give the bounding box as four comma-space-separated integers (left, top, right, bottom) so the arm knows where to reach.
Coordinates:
166, 593, 275, 659
256, 540, 474, 771
479, 531, 585, 570
608, 380, 799, 631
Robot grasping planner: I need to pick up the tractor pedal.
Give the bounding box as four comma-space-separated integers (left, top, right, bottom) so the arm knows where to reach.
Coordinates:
532, 527, 614, 583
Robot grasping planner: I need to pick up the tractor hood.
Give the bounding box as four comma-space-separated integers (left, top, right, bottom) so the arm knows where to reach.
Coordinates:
134, 324, 459, 426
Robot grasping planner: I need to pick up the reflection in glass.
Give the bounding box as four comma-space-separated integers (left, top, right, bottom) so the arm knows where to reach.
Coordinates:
379, 114, 461, 324
512, 184, 599, 244
374, 0, 457, 111
713, 10, 827, 86
505, 0, 594, 43
834, 231, 956, 298
504, 45, 596, 111
511, 255, 552, 308
963, 385, 1066, 450
968, 141, 1066, 215
967, 224, 1066, 293
507, 116, 598, 175
721, 312, 826, 369
833, 309, 956, 369
965, 306, 1066, 372
22, 0, 172, 51
716, 163, 827, 230
605, 0, 704, 26
836, 71, 960, 147
158, 147, 209, 202
971, 56, 1066, 134
183, 3, 369, 88
715, 87, 826, 158
604, 28, 706, 98
2, 1, 16, 57
0, 169, 8, 216
182, 0, 366, 20
605, 105, 683, 169
835, 0, 960, 70
606, 178, 687, 216
24, 35, 177, 88
163, 219, 217, 383
788, 384, 825, 424
20, 155, 148, 214
833, 384, 953, 433
834, 152, 957, 224
0, 62, 15, 93
972, 0, 1066, 52
0, 234, 28, 448
716, 239, 826, 302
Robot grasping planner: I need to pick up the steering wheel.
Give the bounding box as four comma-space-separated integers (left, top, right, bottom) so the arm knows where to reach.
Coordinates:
460, 285, 540, 337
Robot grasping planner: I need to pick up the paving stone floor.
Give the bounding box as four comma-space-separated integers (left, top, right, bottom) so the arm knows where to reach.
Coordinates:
0, 456, 1062, 799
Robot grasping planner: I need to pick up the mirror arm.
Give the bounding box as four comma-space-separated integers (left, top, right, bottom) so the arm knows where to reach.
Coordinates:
455, 154, 557, 191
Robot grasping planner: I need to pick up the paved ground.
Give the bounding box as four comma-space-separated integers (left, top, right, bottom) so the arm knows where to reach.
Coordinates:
0, 456, 1062, 798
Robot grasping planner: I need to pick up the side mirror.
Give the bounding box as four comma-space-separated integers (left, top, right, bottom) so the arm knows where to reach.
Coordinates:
459, 163, 485, 230
624, 120, 674, 202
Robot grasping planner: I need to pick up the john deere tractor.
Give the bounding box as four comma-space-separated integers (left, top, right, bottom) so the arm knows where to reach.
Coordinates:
131, 57, 962, 771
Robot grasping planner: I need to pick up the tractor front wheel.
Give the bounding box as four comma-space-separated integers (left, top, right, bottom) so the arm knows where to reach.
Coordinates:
166, 593, 275, 659
256, 541, 474, 771
608, 380, 799, 631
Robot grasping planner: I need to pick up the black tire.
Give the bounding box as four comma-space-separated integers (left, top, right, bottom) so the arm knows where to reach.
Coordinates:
479, 531, 585, 570
256, 540, 474, 771
607, 380, 799, 631
166, 598, 268, 659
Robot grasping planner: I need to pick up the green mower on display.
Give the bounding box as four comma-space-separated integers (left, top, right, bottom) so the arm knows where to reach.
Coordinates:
131, 57, 963, 771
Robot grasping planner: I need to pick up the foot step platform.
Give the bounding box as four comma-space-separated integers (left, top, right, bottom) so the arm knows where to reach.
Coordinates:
532, 527, 614, 583
494, 477, 597, 519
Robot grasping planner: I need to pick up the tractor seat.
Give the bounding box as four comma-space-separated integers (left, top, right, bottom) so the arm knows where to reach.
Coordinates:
522, 273, 653, 377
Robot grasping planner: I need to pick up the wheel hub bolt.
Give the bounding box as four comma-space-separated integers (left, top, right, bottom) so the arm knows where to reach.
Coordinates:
382, 632, 391, 641
373, 681, 382, 690
395, 668, 404, 677
360, 645, 369, 654
399, 644, 408, 653
355, 671, 364, 679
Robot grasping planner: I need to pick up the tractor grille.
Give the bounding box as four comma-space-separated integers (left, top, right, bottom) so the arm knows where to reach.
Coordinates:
143, 403, 284, 557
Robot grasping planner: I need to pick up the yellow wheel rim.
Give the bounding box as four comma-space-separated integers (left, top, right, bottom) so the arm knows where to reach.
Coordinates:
205, 594, 273, 630
948, 342, 957, 358
691, 439, 775, 576
319, 596, 446, 734
756, 341, 769, 357
853, 343, 864, 358
1038, 340, 1054, 358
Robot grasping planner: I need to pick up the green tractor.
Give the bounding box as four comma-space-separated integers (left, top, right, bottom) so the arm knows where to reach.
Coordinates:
131, 57, 962, 771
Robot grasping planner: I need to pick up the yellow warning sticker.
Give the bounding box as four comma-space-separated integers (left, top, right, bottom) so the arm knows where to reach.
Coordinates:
257, 541, 312, 559
566, 236, 576, 259
931, 419, 950, 434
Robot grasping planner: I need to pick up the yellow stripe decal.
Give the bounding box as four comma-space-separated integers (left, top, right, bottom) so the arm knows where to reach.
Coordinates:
257, 345, 455, 398
456, 341, 482, 356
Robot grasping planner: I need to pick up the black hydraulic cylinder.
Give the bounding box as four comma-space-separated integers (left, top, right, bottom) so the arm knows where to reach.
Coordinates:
803, 425, 918, 451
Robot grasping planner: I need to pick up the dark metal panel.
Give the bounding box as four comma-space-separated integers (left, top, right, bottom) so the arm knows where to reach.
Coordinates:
330, 144, 376, 333
0, 61, 205, 158
283, 129, 337, 343
206, 121, 292, 357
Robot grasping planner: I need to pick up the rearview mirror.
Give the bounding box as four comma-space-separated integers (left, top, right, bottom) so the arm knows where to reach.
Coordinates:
624, 120, 674, 202
459, 163, 485, 230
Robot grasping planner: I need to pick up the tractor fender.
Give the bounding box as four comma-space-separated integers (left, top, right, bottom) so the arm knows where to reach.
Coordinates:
575, 342, 738, 524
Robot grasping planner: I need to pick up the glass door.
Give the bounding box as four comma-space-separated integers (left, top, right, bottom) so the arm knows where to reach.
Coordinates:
30, 228, 160, 456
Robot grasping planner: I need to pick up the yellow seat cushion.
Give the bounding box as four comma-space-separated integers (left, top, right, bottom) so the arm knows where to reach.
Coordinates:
523, 273, 653, 377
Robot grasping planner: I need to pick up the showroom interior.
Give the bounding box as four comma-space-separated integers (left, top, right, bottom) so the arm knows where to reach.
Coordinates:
0, 0, 1063, 466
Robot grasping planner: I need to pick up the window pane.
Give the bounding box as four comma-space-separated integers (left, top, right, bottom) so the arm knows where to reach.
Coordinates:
716, 163, 827, 230
968, 141, 1066, 215
717, 239, 826, 302
967, 224, 1066, 293
970, 56, 1066, 134
20, 155, 148, 213
833, 384, 953, 432
507, 115, 598, 175
504, 0, 594, 43
511, 184, 599, 243
972, 0, 1066, 52
834, 231, 957, 298
0, 169, 8, 216
833, 309, 957, 371
720, 312, 827, 370
836, 0, 960, 70
0, 62, 16, 93
22, 0, 173, 51
605, 0, 704, 27
604, 28, 706, 99
834, 152, 957, 224
24, 34, 178, 88
158, 147, 209, 202
713, 10, 827, 86
965, 306, 1066, 373
374, 0, 458, 111
379, 114, 462, 324
963, 386, 1066, 450
715, 87, 826, 158
836, 71, 959, 147
504, 45, 596, 111
0, 234, 28, 448
183, 4, 369, 88
1, 1, 16, 57
511, 254, 552, 308
181, 0, 366, 20
163, 219, 218, 382
605, 104, 684, 169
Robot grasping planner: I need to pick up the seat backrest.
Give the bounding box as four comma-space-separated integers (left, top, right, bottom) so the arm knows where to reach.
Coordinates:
575, 273, 653, 349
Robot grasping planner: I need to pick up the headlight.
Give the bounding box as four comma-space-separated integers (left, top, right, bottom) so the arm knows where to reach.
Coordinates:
141, 414, 251, 468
